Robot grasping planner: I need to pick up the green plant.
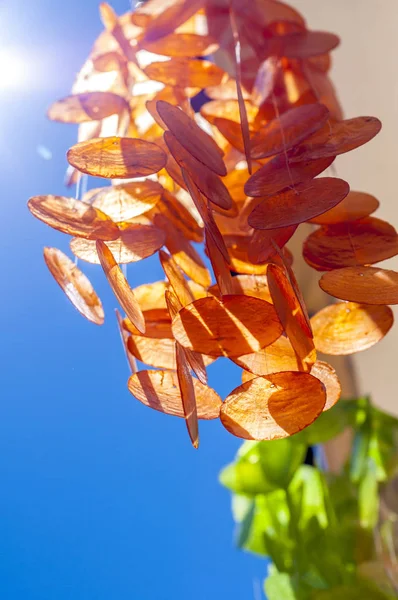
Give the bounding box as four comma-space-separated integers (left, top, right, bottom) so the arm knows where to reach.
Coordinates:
220, 397, 398, 599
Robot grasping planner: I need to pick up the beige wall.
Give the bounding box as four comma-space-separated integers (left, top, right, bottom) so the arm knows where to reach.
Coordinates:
292, 1, 398, 415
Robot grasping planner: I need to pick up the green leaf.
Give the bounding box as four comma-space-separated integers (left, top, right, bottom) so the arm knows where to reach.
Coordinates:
286, 467, 350, 586
219, 461, 276, 495
295, 402, 352, 446
258, 491, 293, 569
350, 428, 371, 482
303, 527, 351, 588
235, 497, 255, 548
326, 474, 374, 565
257, 437, 307, 489
231, 489, 294, 566
236, 440, 260, 460
220, 437, 307, 495
368, 408, 398, 481
367, 432, 388, 482
348, 396, 370, 427
348, 399, 398, 483
231, 493, 253, 522
358, 459, 379, 529
249, 491, 292, 561
264, 569, 298, 600
288, 466, 331, 533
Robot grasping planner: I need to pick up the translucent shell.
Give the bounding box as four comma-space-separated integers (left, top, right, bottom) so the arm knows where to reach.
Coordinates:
303, 217, 398, 271
28, 195, 119, 241
44, 247, 104, 325
250, 103, 329, 159
128, 370, 222, 420
244, 155, 335, 198
89, 181, 163, 221
309, 191, 379, 225
164, 131, 232, 210
144, 58, 225, 88
70, 224, 165, 264
248, 178, 350, 230
48, 92, 129, 123
67, 137, 167, 179
96, 240, 145, 333
319, 266, 398, 305
157, 100, 226, 176
220, 372, 326, 441
311, 302, 394, 355
171, 295, 283, 358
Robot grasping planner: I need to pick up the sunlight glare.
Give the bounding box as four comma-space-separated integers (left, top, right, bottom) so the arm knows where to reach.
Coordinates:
0, 48, 26, 89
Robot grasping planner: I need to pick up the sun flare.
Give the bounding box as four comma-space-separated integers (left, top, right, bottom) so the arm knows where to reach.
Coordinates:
0, 48, 26, 90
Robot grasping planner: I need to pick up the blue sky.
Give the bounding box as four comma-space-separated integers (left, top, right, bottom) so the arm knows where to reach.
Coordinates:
0, 1, 267, 598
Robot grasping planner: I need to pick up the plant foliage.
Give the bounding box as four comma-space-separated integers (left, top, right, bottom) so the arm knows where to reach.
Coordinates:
220, 398, 398, 599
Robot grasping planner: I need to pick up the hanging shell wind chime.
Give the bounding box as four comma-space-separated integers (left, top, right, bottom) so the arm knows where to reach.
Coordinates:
29, 0, 397, 448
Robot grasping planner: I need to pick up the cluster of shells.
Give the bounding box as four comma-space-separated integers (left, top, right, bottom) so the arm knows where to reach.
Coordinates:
28, 0, 398, 447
